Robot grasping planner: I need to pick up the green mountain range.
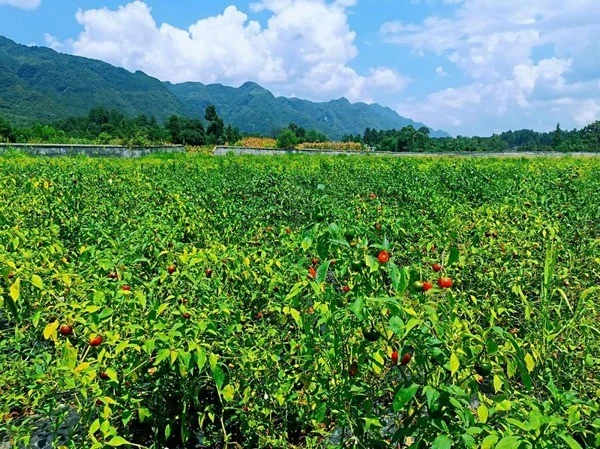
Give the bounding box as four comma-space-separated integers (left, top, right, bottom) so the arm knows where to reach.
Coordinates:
0, 36, 448, 139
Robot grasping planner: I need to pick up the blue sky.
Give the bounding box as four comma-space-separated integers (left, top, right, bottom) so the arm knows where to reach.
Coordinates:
1, 0, 599, 136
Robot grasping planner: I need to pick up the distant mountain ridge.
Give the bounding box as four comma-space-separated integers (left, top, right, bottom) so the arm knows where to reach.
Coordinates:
166, 81, 449, 139
0, 36, 448, 139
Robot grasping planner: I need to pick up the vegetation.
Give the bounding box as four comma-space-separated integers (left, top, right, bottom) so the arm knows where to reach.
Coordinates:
276, 129, 300, 149
297, 141, 364, 152
350, 122, 600, 152
2, 105, 599, 153
1, 154, 599, 448
236, 137, 278, 148
0, 106, 241, 147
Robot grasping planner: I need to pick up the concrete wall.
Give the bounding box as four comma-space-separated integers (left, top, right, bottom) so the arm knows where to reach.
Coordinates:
213, 146, 600, 158
0, 143, 185, 158
213, 146, 374, 156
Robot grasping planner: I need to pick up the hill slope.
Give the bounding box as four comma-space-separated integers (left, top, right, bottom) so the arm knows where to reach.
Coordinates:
166, 81, 448, 139
0, 36, 448, 138
0, 36, 186, 125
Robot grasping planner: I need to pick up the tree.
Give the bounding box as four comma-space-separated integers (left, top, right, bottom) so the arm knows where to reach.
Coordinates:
166, 115, 183, 144
304, 129, 327, 143
552, 123, 562, 149
88, 107, 110, 125
0, 116, 15, 143
225, 124, 242, 145
363, 128, 374, 146
581, 121, 600, 150
180, 119, 206, 146
379, 136, 397, 152
276, 129, 298, 149
205, 105, 225, 145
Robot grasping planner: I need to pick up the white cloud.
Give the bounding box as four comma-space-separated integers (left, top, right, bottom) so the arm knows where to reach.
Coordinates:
367, 67, 411, 91
44, 33, 63, 50
47, 0, 406, 103
382, 0, 600, 134
435, 66, 448, 77
575, 100, 600, 127
0, 0, 41, 9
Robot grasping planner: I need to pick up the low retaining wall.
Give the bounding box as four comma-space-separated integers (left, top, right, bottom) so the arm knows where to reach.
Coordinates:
0, 143, 185, 158
213, 146, 600, 158
213, 146, 371, 156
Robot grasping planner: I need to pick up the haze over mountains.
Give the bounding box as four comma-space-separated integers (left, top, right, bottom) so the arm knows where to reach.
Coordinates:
0, 36, 448, 139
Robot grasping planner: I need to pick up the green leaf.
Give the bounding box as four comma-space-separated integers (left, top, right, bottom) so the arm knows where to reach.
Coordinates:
393, 384, 419, 412
477, 404, 489, 423
461, 433, 475, 448
196, 348, 207, 369
315, 259, 331, 284
481, 435, 498, 449
88, 419, 100, 435
390, 264, 410, 295
543, 246, 556, 289
559, 434, 583, 449
209, 352, 219, 372
283, 306, 303, 327
106, 436, 131, 447
448, 246, 460, 266
9, 278, 20, 302
43, 320, 59, 341
493, 375, 503, 393
363, 417, 382, 431
402, 318, 421, 339
285, 282, 305, 301
495, 436, 522, 449
31, 274, 43, 289
213, 366, 225, 391
301, 236, 312, 251
115, 341, 129, 354
423, 386, 440, 411
388, 316, 404, 335
313, 403, 327, 423
138, 407, 151, 422
450, 353, 460, 376
349, 298, 365, 320
365, 255, 379, 272
222, 384, 235, 402
154, 348, 170, 366
105, 368, 118, 382
432, 434, 453, 449
524, 353, 535, 373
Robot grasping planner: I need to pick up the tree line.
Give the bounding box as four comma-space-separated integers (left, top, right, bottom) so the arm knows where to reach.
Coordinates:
1, 107, 598, 152
275, 123, 328, 148
0, 105, 242, 147
343, 122, 600, 152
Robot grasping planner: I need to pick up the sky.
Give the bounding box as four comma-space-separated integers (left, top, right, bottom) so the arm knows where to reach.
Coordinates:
1, 0, 599, 136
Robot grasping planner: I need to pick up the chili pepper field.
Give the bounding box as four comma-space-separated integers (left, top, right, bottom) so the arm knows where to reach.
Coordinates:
0, 154, 599, 448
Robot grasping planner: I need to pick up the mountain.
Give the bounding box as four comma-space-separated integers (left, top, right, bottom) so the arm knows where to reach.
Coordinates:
166, 81, 448, 139
0, 36, 448, 139
0, 36, 186, 125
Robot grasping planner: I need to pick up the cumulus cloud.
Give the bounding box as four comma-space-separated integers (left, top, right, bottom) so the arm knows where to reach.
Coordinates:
0, 0, 41, 9
47, 0, 407, 103
382, 0, 600, 134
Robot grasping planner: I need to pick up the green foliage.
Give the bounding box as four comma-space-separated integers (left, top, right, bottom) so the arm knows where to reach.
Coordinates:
276, 128, 298, 149
0, 104, 241, 147
0, 156, 599, 448
279, 123, 328, 145
0, 116, 15, 142
365, 122, 600, 153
